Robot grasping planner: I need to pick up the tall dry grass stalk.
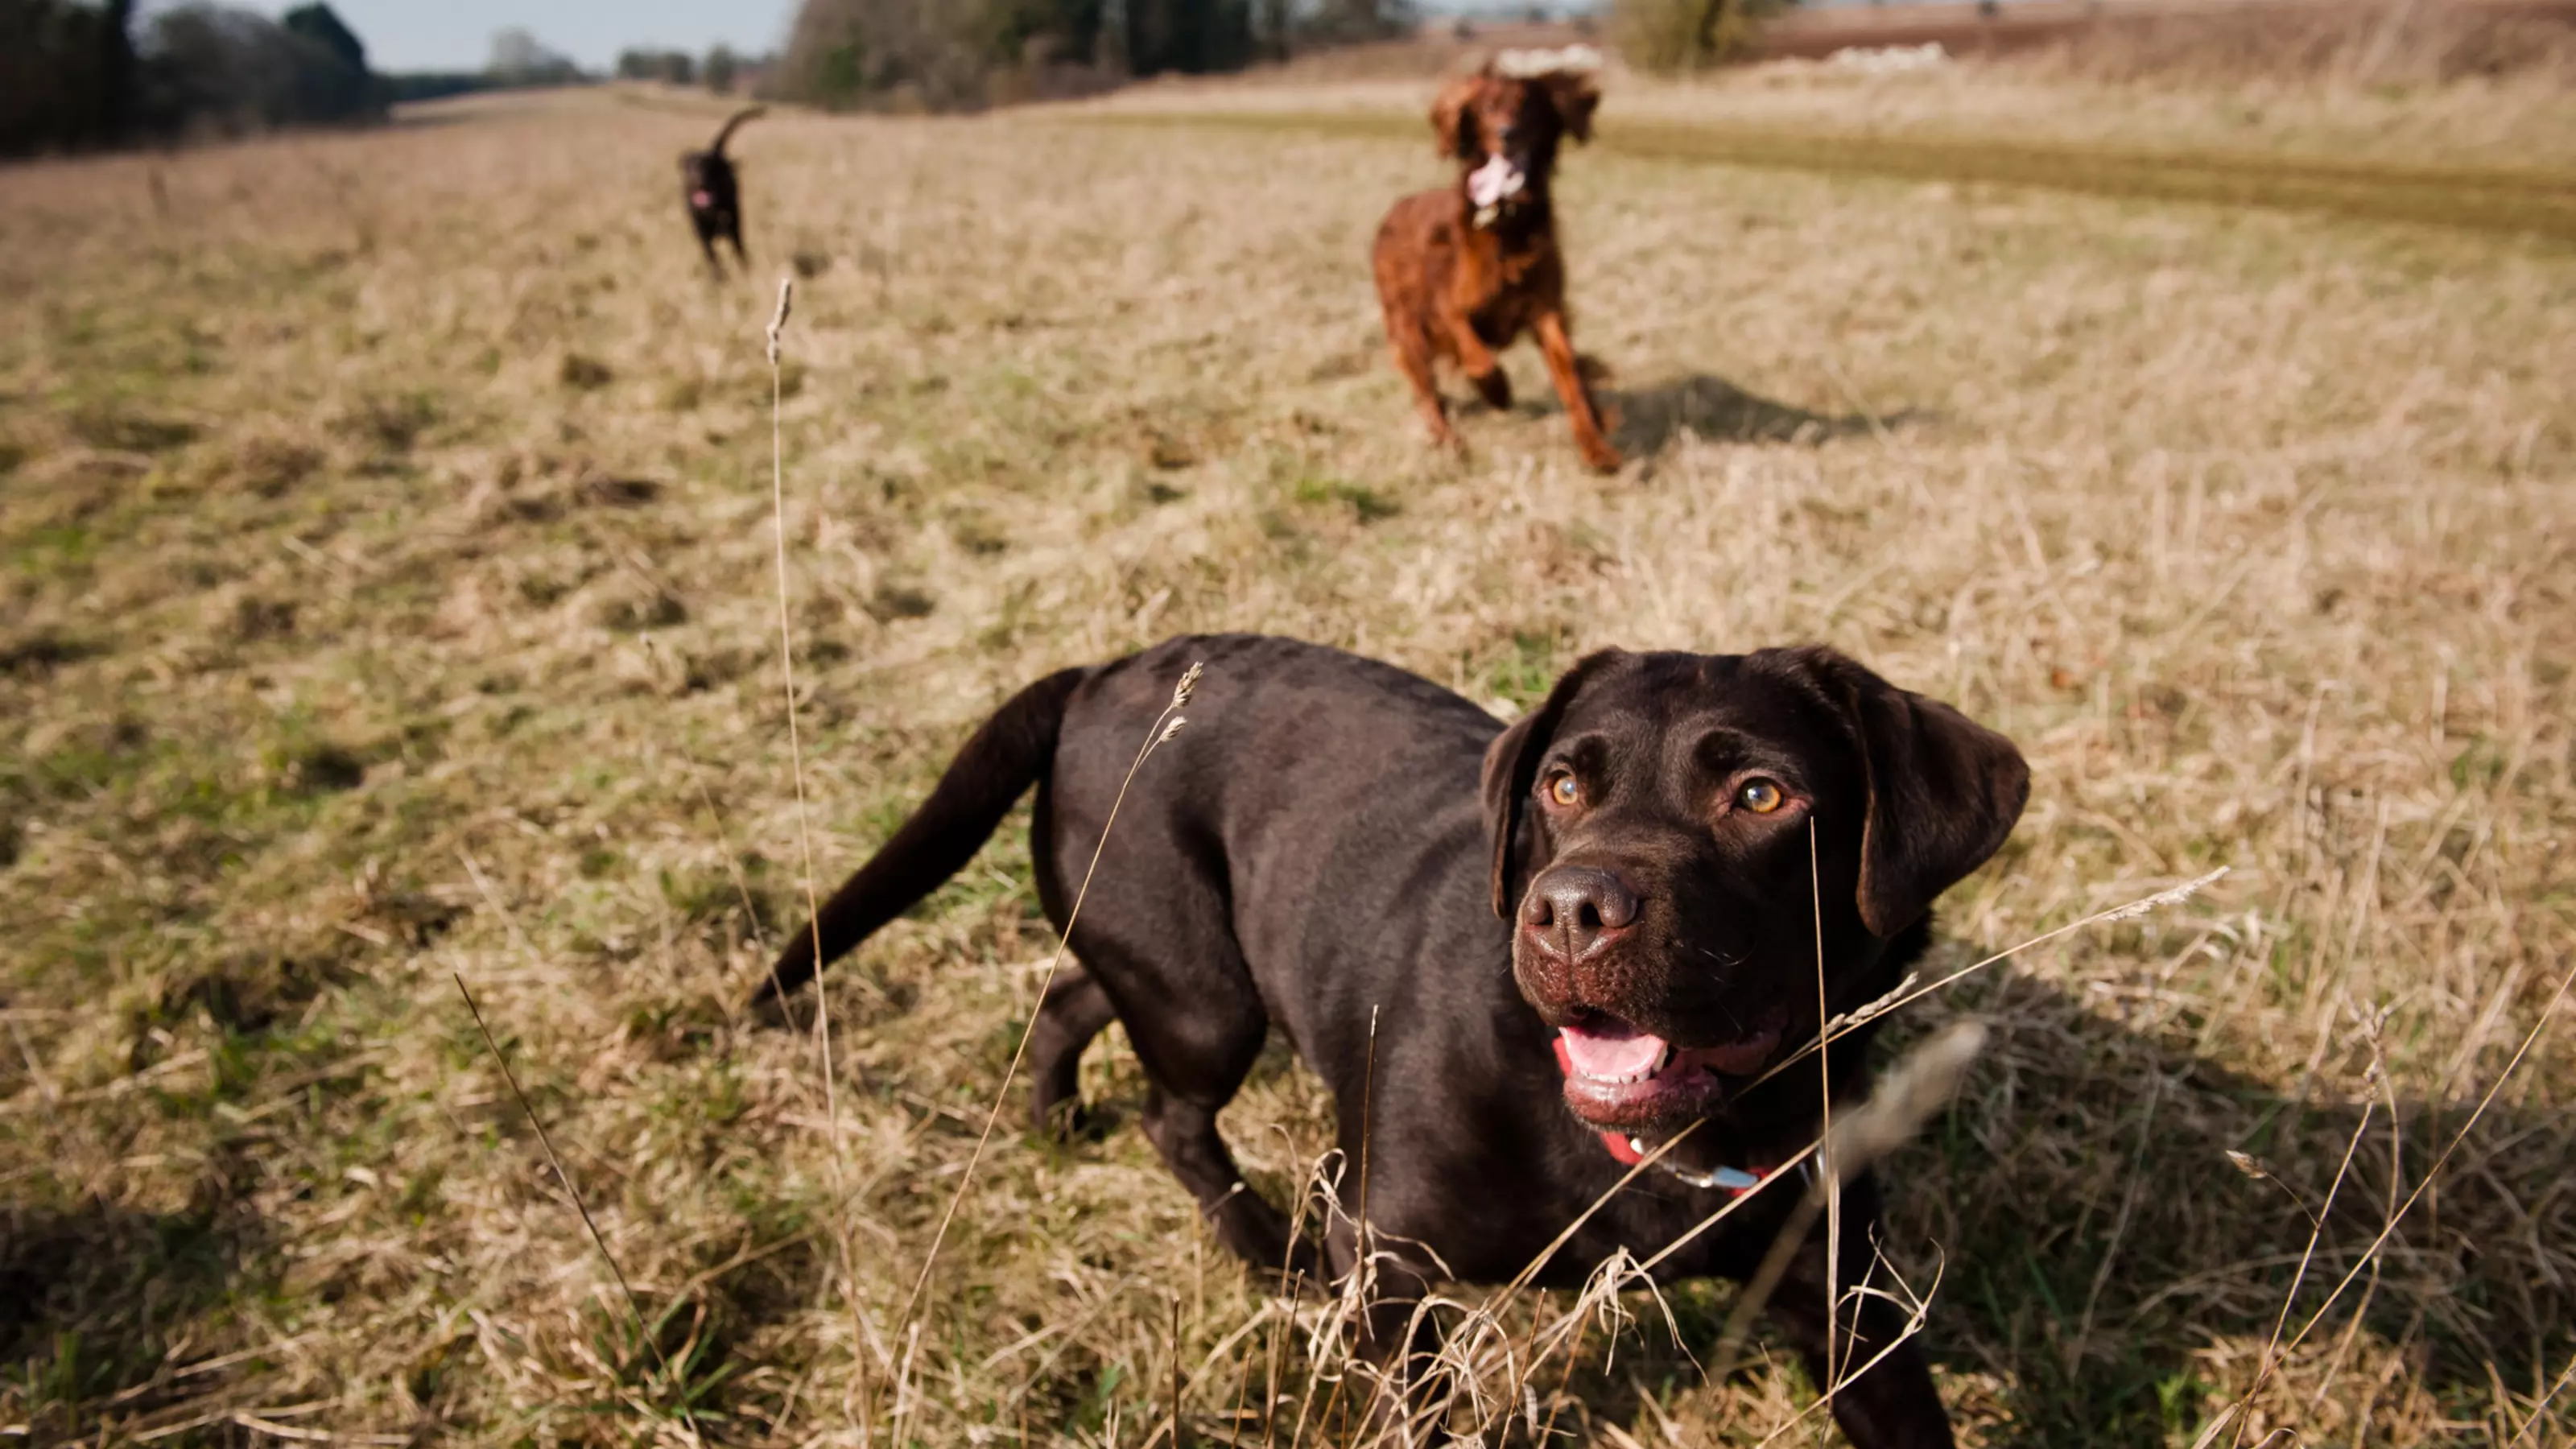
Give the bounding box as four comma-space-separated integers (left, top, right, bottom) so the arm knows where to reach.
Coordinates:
760, 271, 887, 1436
1809, 819, 1844, 1403
1744, 867, 2231, 1098
892, 659, 1196, 1348
452, 971, 703, 1442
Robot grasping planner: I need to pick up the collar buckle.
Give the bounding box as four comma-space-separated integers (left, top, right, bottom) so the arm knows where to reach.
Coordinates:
1630, 1139, 1762, 1194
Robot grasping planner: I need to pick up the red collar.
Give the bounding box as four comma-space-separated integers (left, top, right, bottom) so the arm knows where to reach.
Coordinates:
1552, 1036, 1768, 1194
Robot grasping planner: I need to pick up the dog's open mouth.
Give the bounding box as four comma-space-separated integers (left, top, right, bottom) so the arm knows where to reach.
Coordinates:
1553, 1013, 1782, 1126
1466, 155, 1526, 225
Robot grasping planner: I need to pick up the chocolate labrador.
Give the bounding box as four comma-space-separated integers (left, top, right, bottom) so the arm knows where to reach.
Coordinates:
763, 634, 2027, 1448
682, 106, 762, 275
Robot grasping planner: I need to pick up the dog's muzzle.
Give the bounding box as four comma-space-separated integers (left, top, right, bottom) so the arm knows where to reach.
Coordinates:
1467, 155, 1527, 228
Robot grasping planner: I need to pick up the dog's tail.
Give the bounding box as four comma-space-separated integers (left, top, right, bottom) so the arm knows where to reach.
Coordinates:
758, 666, 1088, 1003
708, 105, 766, 157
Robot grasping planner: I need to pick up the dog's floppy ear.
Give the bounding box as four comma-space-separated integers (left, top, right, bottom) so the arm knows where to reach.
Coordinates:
1796, 648, 2029, 938
1541, 72, 1600, 144
1431, 75, 1484, 161
1482, 650, 1620, 918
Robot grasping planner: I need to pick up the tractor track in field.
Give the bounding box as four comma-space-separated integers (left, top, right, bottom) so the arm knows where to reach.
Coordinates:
1100, 109, 2576, 244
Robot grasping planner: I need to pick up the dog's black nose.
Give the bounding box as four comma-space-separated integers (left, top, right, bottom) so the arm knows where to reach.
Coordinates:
1521, 866, 1639, 963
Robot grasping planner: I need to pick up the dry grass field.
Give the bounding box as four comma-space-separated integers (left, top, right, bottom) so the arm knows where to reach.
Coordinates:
2, 64, 2573, 1447
1733, 0, 2576, 71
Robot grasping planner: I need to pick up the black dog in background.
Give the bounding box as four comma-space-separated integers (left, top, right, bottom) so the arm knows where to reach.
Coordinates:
763, 634, 2027, 1448
682, 107, 762, 275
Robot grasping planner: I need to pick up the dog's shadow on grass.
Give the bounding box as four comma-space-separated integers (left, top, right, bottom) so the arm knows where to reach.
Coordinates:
1501, 371, 1897, 456
1, 1148, 816, 1435
1568, 964, 2573, 1447
0, 1189, 268, 1436
1612, 373, 1883, 454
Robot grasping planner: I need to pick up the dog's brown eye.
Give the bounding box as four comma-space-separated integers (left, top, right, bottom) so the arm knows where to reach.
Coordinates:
1546, 774, 1580, 808
1738, 779, 1785, 815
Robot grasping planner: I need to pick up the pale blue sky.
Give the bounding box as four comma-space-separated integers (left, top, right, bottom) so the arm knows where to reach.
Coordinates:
308, 2, 804, 72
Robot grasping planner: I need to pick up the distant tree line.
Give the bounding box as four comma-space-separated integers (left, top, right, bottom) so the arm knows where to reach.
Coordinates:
1, 3, 618, 159
614, 44, 770, 95
778, 0, 1420, 110
483, 28, 584, 89
4, 1, 383, 156
1611, 0, 1802, 72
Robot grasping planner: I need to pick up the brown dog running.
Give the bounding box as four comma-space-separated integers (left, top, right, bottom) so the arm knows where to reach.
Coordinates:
762, 634, 2027, 1447
1372, 51, 1620, 471
682, 106, 762, 276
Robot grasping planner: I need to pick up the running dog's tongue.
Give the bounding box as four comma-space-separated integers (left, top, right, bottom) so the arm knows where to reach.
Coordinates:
1467, 155, 1525, 211
1558, 1025, 1668, 1080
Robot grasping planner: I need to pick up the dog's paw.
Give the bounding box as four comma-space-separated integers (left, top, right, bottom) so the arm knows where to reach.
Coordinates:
1260, 1237, 1332, 1298
745, 981, 808, 1032
1034, 1098, 1114, 1144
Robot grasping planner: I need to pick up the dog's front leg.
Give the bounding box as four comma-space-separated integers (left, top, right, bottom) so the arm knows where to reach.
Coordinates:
1765, 1189, 1956, 1449
1330, 1233, 1447, 1446
1141, 1088, 1323, 1283
1385, 324, 1461, 454
1534, 310, 1620, 472
1440, 315, 1513, 412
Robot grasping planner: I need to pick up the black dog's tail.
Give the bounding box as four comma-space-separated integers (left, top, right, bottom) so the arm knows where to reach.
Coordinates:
708, 105, 766, 157
758, 667, 1088, 1003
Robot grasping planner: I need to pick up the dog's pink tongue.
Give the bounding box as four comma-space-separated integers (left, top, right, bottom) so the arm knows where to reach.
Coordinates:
1559, 1025, 1668, 1080
1467, 155, 1525, 209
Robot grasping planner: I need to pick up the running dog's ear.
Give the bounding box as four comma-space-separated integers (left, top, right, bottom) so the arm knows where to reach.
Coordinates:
1541, 71, 1600, 144
1786, 647, 2030, 938
1431, 74, 1487, 161
1481, 650, 1623, 919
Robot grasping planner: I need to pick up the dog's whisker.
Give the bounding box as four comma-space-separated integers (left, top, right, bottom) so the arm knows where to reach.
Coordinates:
1688, 942, 1749, 972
